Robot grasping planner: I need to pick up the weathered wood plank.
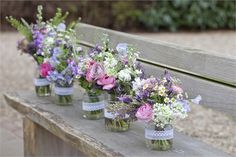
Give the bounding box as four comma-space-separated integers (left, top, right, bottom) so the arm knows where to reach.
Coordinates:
23, 117, 84, 157
75, 23, 236, 85
4, 92, 232, 157
23, 118, 37, 157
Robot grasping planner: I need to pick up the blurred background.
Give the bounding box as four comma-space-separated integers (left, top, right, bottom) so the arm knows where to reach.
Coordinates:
1, 0, 235, 32
0, 0, 235, 157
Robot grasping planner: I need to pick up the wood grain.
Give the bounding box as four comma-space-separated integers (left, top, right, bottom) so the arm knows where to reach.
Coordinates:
75, 23, 236, 85
4, 92, 232, 157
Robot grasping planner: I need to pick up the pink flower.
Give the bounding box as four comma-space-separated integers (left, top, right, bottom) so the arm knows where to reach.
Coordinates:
97, 75, 116, 90
135, 104, 153, 122
172, 85, 183, 93
86, 61, 105, 82
40, 62, 52, 78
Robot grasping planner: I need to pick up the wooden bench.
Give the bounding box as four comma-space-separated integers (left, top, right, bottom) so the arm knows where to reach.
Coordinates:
4, 91, 232, 157
76, 23, 236, 115
4, 23, 234, 157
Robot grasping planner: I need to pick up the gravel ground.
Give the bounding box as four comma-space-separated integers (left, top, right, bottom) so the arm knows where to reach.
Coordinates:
0, 32, 235, 156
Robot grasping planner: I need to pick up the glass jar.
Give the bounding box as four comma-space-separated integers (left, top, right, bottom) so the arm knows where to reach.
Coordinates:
82, 92, 105, 120
54, 84, 73, 106
145, 124, 173, 151
104, 101, 131, 132
34, 67, 51, 97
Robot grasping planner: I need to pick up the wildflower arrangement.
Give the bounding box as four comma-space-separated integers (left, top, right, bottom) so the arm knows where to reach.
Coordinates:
6, 5, 193, 150
76, 34, 144, 121
6, 5, 74, 67
77, 35, 143, 98
6, 5, 76, 97
45, 23, 82, 105
133, 71, 190, 150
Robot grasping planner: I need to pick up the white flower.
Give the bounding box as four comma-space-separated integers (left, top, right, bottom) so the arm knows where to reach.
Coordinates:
164, 97, 170, 103
132, 77, 143, 91
44, 37, 54, 45
76, 47, 83, 52
153, 103, 173, 128
118, 69, 132, 82
104, 53, 118, 68
143, 83, 149, 90
153, 83, 159, 91
134, 69, 142, 75
158, 85, 166, 96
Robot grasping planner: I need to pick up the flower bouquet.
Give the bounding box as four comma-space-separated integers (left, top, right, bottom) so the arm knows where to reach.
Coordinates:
133, 71, 190, 150
6, 5, 75, 97
76, 52, 108, 119
45, 20, 81, 106
85, 35, 144, 130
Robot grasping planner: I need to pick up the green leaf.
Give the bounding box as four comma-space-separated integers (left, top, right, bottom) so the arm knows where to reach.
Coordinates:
6, 16, 32, 41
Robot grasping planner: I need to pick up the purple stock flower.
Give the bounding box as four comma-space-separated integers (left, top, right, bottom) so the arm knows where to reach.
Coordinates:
32, 28, 45, 55
118, 96, 133, 104
68, 60, 79, 76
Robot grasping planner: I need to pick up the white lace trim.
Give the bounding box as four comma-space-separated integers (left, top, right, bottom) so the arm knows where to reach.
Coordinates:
145, 128, 174, 140
34, 78, 50, 86
104, 109, 129, 119
82, 101, 105, 111
54, 86, 73, 95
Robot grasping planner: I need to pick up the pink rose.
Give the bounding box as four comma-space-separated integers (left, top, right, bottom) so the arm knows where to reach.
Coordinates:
135, 104, 153, 122
97, 75, 116, 90
172, 85, 183, 93
86, 61, 105, 82
40, 62, 52, 78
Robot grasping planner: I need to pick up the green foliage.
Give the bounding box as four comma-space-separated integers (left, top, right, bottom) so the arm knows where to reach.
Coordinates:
3, 1, 235, 32
67, 21, 76, 30
5, 16, 32, 41
51, 8, 69, 26
34, 55, 44, 65
111, 1, 143, 30
139, 1, 236, 31
79, 77, 103, 95
36, 5, 43, 24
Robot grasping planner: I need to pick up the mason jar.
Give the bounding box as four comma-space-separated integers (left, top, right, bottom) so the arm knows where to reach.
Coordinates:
54, 84, 73, 106
34, 67, 51, 97
104, 101, 131, 132
82, 92, 105, 120
145, 124, 173, 151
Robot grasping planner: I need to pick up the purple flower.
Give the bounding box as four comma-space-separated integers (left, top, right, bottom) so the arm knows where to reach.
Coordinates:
53, 47, 61, 55
88, 44, 102, 57
118, 96, 133, 104
57, 23, 66, 32
116, 43, 128, 57
47, 71, 59, 82
32, 28, 45, 55
68, 60, 79, 76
